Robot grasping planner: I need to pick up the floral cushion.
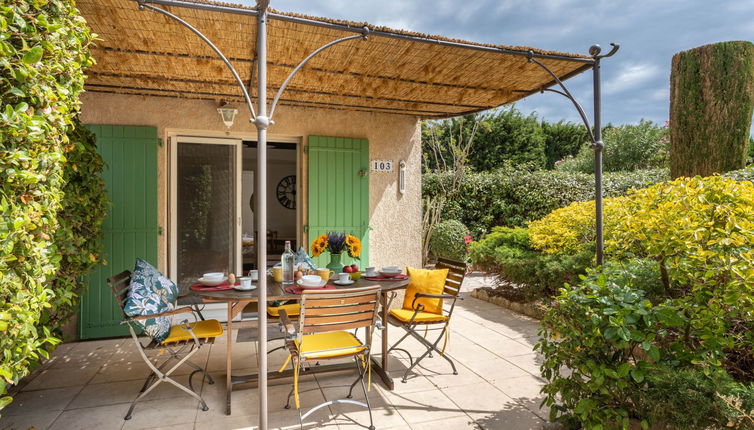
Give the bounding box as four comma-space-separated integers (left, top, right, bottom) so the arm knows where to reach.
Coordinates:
124, 258, 179, 342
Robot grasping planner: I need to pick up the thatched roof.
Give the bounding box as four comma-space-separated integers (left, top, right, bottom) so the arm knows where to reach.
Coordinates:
77, 0, 594, 118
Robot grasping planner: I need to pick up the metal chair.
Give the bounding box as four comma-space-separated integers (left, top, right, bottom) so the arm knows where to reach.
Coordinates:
278, 285, 381, 430
108, 270, 223, 420
386, 258, 466, 382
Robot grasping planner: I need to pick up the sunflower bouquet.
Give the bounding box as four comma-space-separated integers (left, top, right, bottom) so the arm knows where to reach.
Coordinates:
311, 231, 361, 259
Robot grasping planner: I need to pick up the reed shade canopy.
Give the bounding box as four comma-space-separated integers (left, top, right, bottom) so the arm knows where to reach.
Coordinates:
77, 0, 593, 119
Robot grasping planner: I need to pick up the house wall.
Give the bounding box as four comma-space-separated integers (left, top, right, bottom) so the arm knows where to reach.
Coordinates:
79, 92, 423, 272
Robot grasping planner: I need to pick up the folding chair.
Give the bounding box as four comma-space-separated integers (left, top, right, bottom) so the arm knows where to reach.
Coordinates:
278, 285, 381, 430
108, 270, 223, 420
387, 258, 466, 383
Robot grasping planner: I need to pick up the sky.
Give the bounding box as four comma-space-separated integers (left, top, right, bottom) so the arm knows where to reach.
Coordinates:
244, 0, 754, 129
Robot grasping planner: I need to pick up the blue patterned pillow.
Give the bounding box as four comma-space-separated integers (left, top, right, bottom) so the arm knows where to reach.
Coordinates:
124, 258, 179, 342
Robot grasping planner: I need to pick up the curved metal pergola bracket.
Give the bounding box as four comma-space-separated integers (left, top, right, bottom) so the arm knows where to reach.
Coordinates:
528, 52, 595, 143
138, 1, 258, 120
268, 28, 369, 120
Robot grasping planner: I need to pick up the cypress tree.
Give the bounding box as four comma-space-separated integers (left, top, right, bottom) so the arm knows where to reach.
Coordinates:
669, 41, 754, 178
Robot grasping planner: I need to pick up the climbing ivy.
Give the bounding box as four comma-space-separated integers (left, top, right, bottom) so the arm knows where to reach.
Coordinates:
0, 0, 93, 408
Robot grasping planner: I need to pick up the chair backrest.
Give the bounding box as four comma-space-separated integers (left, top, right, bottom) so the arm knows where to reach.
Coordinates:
435, 258, 466, 298
299, 286, 380, 335
107, 270, 132, 318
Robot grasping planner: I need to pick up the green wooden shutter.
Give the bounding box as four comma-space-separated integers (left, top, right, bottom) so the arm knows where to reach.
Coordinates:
307, 136, 369, 268
79, 125, 159, 339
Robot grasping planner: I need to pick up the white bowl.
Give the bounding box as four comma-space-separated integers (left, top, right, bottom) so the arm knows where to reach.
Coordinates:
198, 276, 227, 287
382, 266, 400, 272
203, 272, 224, 280
301, 275, 323, 286
297, 279, 327, 289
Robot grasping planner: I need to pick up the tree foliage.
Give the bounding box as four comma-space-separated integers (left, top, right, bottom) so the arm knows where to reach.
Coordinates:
556, 120, 670, 173
670, 41, 754, 178
0, 0, 93, 408
541, 120, 589, 169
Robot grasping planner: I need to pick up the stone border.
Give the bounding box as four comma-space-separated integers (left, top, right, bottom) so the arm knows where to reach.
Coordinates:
471, 287, 547, 320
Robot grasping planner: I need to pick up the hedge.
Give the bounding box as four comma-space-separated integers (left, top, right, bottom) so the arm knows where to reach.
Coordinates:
0, 0, 93, 408
423, 165, 669, 238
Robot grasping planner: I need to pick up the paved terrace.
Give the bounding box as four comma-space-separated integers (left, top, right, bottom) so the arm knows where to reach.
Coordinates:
2, 275, 548, 430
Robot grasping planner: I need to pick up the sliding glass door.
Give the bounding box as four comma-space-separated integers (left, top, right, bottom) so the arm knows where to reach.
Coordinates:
170, 137, 242, 288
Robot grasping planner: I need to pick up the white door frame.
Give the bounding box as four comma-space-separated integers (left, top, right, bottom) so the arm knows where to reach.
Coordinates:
168, 135, 243, 282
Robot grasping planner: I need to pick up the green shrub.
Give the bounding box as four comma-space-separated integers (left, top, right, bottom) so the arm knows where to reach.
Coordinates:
469, 227, 592, 298
724, 164, 754, 182
0, 0, 93, 408
641, 368, 754, 429
46, 121, 107, 334
556, 120, 669, 173
468, 107, 547, 170
537, 267, 676, 429
542, 120, 589, 169
430, 219, 470, 262
424, 166, 668, 238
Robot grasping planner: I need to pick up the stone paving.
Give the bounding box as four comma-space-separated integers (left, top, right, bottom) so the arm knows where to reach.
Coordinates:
2, 274, 548, 430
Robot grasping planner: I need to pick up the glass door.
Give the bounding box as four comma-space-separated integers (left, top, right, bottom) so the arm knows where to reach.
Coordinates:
170, 136, 242, 289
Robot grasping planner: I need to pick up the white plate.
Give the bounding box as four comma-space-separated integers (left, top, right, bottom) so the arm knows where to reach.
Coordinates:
234, 284, 257, 291
332, 279, 354, 286
198, 276, 228, 287
297, 279, 327, 288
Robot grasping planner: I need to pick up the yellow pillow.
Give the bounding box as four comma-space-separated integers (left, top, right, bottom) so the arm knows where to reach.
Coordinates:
402, 267, 448, 315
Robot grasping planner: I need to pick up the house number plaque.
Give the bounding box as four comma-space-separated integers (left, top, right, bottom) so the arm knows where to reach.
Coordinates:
370, 159, 394, 172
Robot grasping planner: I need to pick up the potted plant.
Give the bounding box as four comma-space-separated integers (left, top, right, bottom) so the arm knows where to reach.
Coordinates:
311, 231, 361, 273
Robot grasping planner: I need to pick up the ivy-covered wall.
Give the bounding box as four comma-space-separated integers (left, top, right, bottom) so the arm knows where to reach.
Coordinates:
669, 41, 754, 178
0, 0, 93, 408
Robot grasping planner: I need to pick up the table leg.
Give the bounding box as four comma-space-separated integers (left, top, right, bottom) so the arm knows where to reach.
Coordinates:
226, 301, 233, 415
375, 291, 394, 390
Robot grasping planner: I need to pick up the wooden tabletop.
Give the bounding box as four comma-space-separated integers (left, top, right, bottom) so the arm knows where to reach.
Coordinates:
191, 277, 408, 302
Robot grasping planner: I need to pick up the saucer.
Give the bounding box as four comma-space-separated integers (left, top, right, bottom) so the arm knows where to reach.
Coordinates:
234, 284, 257, 291
333, 279, 354, 286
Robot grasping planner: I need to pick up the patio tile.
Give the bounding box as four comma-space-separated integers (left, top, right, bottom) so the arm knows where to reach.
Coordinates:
91, 359, 151, 384
381, 388, 463, 424
120, 395, 200, 430
2, 386, 81, 416
409, 415, 480, 430
324, 387, 409, 429
23, 365, 99, 390
441, 382, 545, 429
464, 356, 532, 383
500, 353, 544, 378
0, 410, 62, 430
481, 337, 536, 359
49, 403, 128, 430
67, 375, 196, 410
420, 362, 487, 389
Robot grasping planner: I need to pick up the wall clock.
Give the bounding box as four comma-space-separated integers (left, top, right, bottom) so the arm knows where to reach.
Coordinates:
276, 175, 296, 210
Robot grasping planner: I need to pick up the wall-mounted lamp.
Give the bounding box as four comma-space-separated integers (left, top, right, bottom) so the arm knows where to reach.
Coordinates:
399, 160, 406, 194
217, 103, 238, 128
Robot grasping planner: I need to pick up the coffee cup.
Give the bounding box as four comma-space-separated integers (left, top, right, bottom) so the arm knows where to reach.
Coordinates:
270, 267, 283, 283
248, 269, 259, 281
364, 267, 377, 277
316, 268, 334, 281
238, 277, 252, 289
337, 272, 351, 283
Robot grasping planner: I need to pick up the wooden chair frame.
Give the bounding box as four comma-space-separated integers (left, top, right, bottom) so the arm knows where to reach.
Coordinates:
386, 258, 466, 383
108, 270, 217, 420
279, 285, 381, 430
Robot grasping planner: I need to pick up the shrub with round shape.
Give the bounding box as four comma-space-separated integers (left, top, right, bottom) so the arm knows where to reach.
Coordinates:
429, 219, 470, 262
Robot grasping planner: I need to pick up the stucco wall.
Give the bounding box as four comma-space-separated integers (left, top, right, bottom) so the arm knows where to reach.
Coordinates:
79, 92, 422, 272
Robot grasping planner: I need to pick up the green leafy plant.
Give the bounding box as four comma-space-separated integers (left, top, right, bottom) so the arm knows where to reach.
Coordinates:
542, 120, 589, 169
45, 121, 108, 335
556, 120, 670, 173
424, 165, 668, 238
0, 0, 93, 408
469, 227, 592, 299
429, 219, 470, 262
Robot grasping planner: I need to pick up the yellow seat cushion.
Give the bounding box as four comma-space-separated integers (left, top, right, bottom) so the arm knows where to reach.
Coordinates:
161, 319, 223, 345
295, 331, 365, 359
390, 308, 448, 323
267, 303, 300, 317
403, 267, 449, 314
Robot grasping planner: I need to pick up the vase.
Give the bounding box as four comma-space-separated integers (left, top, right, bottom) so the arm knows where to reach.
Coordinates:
326, 252, 344, 273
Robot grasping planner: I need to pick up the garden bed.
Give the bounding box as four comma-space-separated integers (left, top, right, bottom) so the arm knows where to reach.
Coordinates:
471, 286, 551, 320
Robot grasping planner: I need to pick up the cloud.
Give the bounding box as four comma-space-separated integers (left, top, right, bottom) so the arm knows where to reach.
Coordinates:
604, 63, 661, 95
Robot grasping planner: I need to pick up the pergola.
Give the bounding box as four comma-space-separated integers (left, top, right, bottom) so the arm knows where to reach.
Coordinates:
76, 0, 618, 427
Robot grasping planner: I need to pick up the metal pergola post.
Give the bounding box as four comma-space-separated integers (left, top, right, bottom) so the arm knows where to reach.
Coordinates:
253, 3, 270, 428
